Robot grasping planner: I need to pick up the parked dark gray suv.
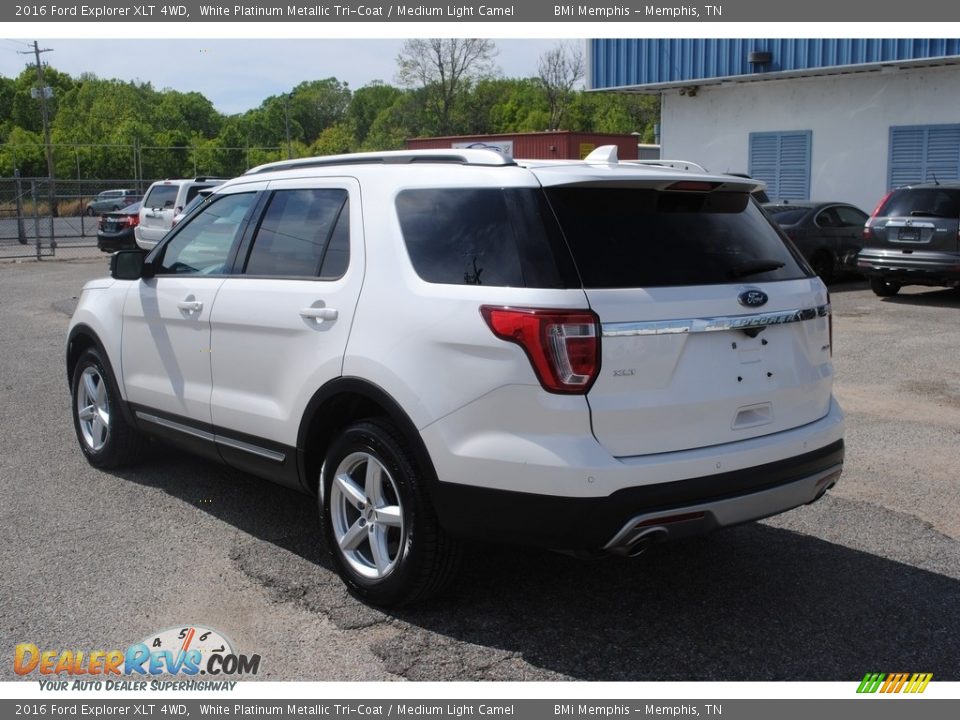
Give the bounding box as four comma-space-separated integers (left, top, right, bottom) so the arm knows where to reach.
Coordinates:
858, 183, 960, 296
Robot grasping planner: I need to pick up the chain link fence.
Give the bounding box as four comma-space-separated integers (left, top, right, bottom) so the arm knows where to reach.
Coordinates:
0, 177, 149, 260
1, 143, 285, 261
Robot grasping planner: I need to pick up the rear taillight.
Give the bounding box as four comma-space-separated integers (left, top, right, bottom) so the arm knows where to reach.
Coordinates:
122, 215, 139, 229
870, 190, 893, 218
480, 306, 600, 394
862, 225, 873, 241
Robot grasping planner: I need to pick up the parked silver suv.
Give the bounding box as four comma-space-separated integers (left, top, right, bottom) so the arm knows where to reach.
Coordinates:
68, 147, 844, 606
135, 177, 226, 250
859, 183, 960, 296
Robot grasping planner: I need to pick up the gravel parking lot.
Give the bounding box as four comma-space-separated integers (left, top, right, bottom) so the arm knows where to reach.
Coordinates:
1, 258, 958, 682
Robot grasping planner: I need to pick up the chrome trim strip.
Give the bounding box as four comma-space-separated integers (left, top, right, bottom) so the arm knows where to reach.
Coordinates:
601, 304, 830, 337
135, 411, 285, 463
215, 435, 286, 463
136, 412, 215, 442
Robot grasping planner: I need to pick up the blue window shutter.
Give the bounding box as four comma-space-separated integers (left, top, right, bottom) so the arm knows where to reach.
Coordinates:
889, 124, 960, 189
926, 126, 960, 182
749, 134, 779, 197
749, 131, 811, 201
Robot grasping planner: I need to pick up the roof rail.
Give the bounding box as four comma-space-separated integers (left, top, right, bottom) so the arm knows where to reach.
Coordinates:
623, 159, 708, 172
245, 148, 515, 175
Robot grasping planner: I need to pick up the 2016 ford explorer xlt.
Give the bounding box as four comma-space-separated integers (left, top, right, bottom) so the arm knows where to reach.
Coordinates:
67, 147, 844, 606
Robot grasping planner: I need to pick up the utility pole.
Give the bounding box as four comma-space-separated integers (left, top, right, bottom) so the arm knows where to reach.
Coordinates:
282, 93, 293, 159
20, 41, 58, 226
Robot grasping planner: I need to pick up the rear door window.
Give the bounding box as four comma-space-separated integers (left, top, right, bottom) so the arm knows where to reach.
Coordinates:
242, 188, 349, 278
766, 206, 809, 225
833, 206, 868, 227
545, 187, 808, 288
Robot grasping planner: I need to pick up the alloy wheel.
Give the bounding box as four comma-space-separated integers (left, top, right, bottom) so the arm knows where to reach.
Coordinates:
329, 451, 406, 580
76, 366, 110, 452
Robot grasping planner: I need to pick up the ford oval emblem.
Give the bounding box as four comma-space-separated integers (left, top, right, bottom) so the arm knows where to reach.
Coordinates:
738, 289, 769, 308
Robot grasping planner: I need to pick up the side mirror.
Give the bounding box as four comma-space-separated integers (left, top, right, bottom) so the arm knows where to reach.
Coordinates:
110, 250, 152, 280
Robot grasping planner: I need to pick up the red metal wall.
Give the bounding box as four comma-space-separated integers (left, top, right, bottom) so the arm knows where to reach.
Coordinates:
406, 132, 639, 160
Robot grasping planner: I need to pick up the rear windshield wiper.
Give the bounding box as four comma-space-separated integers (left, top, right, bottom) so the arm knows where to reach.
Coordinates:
728, 259, 785, 279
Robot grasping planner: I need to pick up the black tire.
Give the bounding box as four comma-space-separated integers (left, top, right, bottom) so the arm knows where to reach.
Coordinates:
870, 278, 901, 297
810, 251, 835, 285
70, 347, 143, 469
320, 419, 460, 607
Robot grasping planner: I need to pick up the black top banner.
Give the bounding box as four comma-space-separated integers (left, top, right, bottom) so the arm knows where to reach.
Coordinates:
5, 0, 960, 23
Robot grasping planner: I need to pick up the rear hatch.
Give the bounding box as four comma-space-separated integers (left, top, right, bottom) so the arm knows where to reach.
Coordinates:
866, 187, 960, 251
535, 174, 833, 458
139, 182, 180, 242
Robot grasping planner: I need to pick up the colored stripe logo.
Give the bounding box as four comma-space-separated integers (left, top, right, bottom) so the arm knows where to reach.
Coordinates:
857, 672, 933, 694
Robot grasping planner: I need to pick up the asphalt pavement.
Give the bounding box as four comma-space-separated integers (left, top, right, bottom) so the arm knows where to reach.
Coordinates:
1, 259, 958, 682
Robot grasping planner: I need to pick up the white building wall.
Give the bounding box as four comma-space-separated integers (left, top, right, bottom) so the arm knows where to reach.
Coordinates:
660, 64, 960, 212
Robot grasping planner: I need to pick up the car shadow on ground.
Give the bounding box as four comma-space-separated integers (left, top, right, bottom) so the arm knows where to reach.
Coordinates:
881, 287, 960, 309
111, 448, 960, 682
821, 278, 868, 294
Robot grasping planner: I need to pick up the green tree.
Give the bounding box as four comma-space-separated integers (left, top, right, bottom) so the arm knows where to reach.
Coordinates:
0, 75, 16, 137
348, 82, 402, 146
51, 77, 154, 178
154, 90, 222, 138
469, 78, 550, 134
363, 91, 428, 150
567, 92, 659, 139
289, 78, 351, 144
10, 65, 75, 133
211, 116, 253, 176
537, 41, 585, 130
310, 123, 357, 156
244, 95, 300, 153
0, 126, 44, 176
396, 39, 498, 135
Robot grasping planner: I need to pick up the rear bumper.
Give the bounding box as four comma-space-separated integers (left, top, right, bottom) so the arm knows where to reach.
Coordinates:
424, 389, 845, 551
433, 440, 843, 551
857, 248, 960, 284
97, 230, 137, 252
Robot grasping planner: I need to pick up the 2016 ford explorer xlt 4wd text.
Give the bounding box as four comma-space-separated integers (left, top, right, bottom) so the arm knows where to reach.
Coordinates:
67, 147, 844, 606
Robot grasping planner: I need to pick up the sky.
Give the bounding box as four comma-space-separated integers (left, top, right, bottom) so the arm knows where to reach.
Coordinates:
0, 38, 568, 115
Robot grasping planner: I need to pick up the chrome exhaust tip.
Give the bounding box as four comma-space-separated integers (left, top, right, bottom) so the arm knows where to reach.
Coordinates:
614, 527, 669, 558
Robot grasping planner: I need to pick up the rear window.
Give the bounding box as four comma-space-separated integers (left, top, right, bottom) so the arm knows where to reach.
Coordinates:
396, 188, 577, 288
544, 188, 808, 289
879, 188, 960, 219
144, 184, 178, 209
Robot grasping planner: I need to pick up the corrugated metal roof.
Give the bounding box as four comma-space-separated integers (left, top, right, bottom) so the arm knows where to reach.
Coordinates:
590, 39, 960, 90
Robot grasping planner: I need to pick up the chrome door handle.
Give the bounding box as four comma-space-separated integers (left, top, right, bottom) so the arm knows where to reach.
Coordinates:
177, 300, 203, 313
299, 307, 338, 322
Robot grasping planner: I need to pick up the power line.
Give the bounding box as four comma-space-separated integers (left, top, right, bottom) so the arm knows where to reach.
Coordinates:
1, 38, 34, 49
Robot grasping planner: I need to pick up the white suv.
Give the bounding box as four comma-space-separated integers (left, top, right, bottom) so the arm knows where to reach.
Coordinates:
67, 148, 844, 606
135, 177, 226, 251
